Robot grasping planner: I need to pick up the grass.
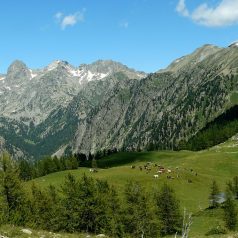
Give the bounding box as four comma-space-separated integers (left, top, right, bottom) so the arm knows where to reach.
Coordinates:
25, 138, 238, 238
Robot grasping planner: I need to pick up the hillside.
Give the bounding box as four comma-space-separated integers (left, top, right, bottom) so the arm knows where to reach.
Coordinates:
179, 105, 238, 150
27, 142, 238, 237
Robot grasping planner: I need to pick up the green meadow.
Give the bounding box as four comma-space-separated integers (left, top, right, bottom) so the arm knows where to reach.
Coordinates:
24, 139, 238, 237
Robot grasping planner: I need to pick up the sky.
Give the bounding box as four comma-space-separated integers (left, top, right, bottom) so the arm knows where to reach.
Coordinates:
1, 0, 238, 73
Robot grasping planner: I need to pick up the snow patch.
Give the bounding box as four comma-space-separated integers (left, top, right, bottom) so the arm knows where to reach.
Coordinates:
67, 67, 109, 83
229, 41, 238, 48
29, 69, 37, 79
4, 86, 11, 91
47, 60, 61, 71
233, 42, 238, 47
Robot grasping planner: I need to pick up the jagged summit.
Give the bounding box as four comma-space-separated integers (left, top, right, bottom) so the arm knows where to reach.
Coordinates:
6, 60, 31, 82
0, 58, 146, 126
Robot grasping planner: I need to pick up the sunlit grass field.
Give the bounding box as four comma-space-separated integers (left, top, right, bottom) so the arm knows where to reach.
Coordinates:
25, 138, 238, 237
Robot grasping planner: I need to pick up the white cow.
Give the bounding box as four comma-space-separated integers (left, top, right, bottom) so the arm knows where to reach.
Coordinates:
153, 174, 159, 179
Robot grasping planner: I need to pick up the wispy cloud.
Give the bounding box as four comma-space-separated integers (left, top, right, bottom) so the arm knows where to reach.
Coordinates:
54, 9, 86, 30
176, 0, 189, 17
119, 21, 129, 29
176, 0, 238, 27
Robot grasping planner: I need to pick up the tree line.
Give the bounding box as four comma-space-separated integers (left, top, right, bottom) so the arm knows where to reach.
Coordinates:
18, 148, 118, 181
0, 152, 182, 237
209, 178, 238, 232
178, 105, 238, 151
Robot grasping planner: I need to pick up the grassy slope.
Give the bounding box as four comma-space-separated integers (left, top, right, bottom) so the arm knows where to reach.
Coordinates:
27, 139, 238, 238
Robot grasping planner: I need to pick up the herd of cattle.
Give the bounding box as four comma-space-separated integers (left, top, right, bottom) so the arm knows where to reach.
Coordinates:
130, 162, 198, 182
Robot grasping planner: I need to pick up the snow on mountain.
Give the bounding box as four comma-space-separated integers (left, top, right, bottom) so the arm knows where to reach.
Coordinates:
47, 60, 61, 71
67, 68, 109, 83
229, 41, 238, 48
29, 69, 38, 79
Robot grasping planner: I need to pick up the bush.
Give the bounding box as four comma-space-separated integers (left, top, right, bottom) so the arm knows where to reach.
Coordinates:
205, 225, 227, 236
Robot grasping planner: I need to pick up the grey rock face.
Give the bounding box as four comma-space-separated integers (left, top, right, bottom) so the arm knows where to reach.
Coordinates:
0, 59, 146, 158
1, 43, 238, 158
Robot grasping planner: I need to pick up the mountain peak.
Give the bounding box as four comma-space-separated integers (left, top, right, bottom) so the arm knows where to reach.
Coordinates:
229, 41, 238, 48
7, 60, 28, 72
7, 60, 31, 82
47, 60, 70, 71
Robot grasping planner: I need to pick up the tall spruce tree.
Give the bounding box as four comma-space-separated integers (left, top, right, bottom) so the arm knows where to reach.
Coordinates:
155, 183, 182, 235
233, 176, 238, 199
0, 152, 26, 225
224, 189, 237, 230
124, 181, 158, 238
209, 180, 220, 208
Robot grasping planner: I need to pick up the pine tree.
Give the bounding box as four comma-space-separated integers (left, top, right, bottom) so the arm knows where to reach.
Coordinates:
209, 180, 220, 208
60, 173, 81, 232
91, 158, 98, 169
224, 189, 237, 230
29, 183, 55, 230
0, 152, 26, 225
155, 183, 182, 235
233, 176, 238, 199
18, 159, 33, 181
124, 181, 158, 238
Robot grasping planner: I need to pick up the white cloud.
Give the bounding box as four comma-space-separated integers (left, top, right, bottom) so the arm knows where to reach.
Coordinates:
176, 0, 238, 27
176, 0, 189, 17
54, 9, 86, 30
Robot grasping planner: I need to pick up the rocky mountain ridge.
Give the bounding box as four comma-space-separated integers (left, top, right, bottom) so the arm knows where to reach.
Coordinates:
1, 43, 238, 158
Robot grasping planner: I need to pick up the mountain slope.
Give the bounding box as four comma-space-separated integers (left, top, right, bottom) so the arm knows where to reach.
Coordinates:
1, 43, 238, 158
68, 44, 238, 153
0, 60, 145, 158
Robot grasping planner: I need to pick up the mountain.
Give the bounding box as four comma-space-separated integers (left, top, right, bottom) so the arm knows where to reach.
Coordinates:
1, 43, 238, 159
0, 59, 146, 158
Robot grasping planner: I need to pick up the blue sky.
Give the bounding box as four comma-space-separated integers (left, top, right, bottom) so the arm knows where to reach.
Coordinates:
1, 0, 238, 73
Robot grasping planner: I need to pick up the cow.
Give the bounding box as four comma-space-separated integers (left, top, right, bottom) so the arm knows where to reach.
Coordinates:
131, 165, 136, 169
153, 175, 159, 179
89, 168, 98, 173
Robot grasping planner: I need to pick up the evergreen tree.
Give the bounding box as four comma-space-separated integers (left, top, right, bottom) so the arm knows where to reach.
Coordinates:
60, 173, 81, 232
155, 183, 182, 235
124, 181, 158, 237
0, 152, 26, 225
91, 158, 98, 169
209, 180, 220, 208
29, 183, 55, 230
233, 176, 238, 199
224, 189, 237, 230
18, 159, 33, 181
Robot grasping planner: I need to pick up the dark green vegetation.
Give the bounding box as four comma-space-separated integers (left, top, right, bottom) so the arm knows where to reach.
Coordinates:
0, 153, 183, 238
17, 149, 118, 181
179, 105, 238, 151
1, 138, 238, 237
